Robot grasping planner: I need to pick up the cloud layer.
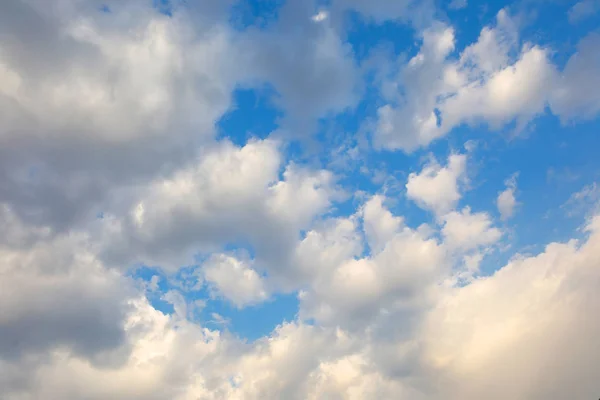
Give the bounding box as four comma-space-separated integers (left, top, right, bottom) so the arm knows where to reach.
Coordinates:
1, 0, 600, 399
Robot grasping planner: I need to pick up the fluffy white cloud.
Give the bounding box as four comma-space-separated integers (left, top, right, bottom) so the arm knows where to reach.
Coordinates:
374, 10, 562, 151
299, 197, 446, 331
362, 195, 403, 253
375, 24, 456, 151
203, 254, 269, 308
292, 216, 364, 284
424, 216, 600, 400
406, 154, 467, 216
441, 207, 503, 251
440, 44, 555, 132
2, 1, 600, 399
0, 0, 362, 232
0, 0, 242, 232
2, 189, 600, 400
98, 138, 341, 275
497, 174, 519, 220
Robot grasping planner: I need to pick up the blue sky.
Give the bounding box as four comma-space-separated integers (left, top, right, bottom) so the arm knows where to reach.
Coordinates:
1, 0, 600, 398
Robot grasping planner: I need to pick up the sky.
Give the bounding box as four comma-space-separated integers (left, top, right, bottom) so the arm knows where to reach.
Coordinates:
1, 0, 600, 399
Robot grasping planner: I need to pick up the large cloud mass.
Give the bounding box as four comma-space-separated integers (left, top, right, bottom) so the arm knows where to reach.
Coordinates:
1, 0, 600, 399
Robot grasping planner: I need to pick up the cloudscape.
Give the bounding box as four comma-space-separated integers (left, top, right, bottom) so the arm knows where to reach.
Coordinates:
1, 0, 599, 399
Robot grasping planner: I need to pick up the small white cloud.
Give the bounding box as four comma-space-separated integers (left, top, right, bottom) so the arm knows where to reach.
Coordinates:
163, 290, 188, 319
361, 195, 403, 253
311, 10, 329, 22
208, 312, 231, 326
203, 254, 269, 308
406, 153, 467, 217
497, 174, 519, 220
464, 140, 478, 153
442, 207, 503, 251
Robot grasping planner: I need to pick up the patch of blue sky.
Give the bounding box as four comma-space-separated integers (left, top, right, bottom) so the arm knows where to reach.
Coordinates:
131, 265, 299, 342
129, 266, 175, 315
217, 86, 283, 146
344, 12, 416, 62
153, 0, 173, 16
518, 1, 600, 52
448, 1, 503, 49
202, 292, 299, 341
230, 0, 284, 30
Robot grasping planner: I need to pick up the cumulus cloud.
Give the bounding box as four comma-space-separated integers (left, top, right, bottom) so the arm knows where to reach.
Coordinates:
406, 153, 467, 216
299, 196, 447, 331
0, 0, 240, 231
441, 207, 503, 251
4, 195, 600, 399
361, 195, 404, 253
98, 138, 341, 274
0, 0, 363, 233
0, 208, 135, 364
203, 254, 270, 308
373, 9, 564, 151
497, 174, 519, 220
0, 238, 133, 363
2, 0, 600, 399
424, 216, 600, 400
375, 24, 457, 151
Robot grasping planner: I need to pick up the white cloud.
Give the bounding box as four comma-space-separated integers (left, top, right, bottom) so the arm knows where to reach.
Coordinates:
292, 217, 364, 284
203, 254, 269, 308
497, 174, 519, 220
0, 0, 241, 232
442, 207, 503, 251
374, 10, 558, 151
0, 0, 363, 234
299, 197, 446, 330
440, 44, 555, 132
406, 154, 467, 216
311, 10, 329, 22
424, 216, 600, 399
374, 24, 456, 151
361, 195, 403, 253
1, 1, 600, 399
98, 139, 340, 272
2, 189, 600, 399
